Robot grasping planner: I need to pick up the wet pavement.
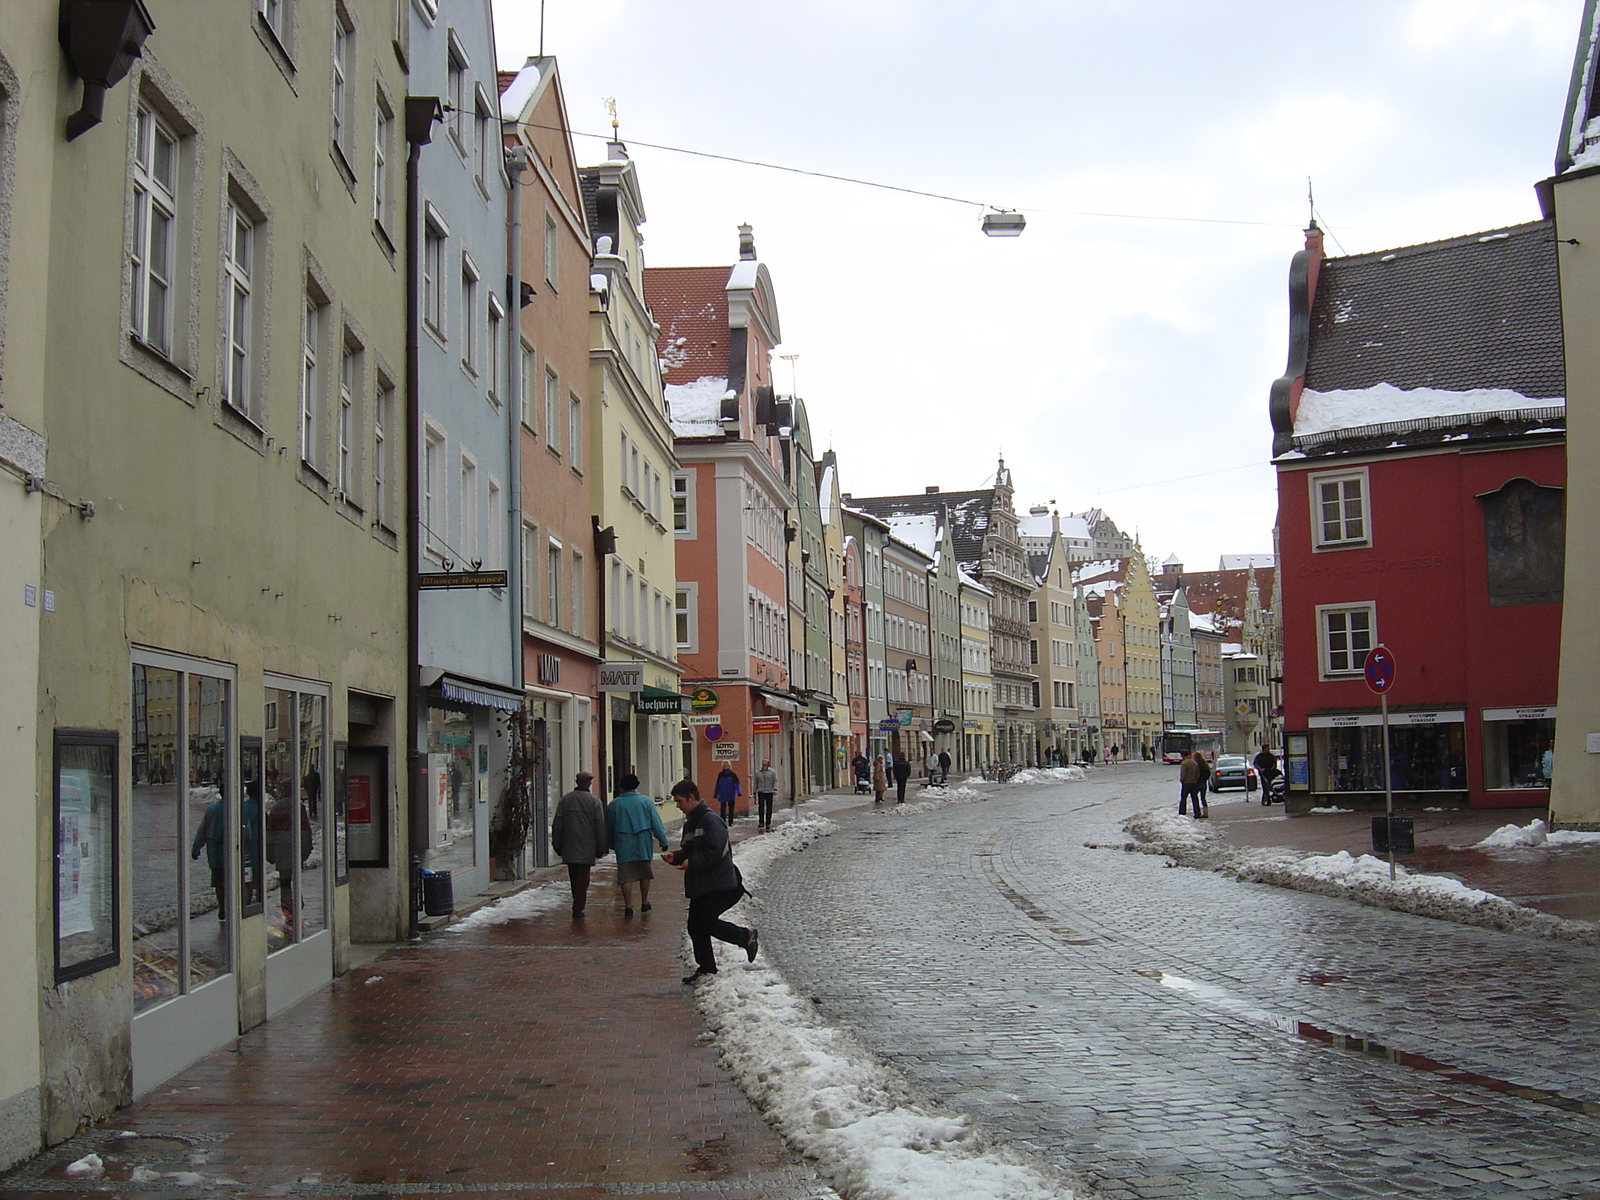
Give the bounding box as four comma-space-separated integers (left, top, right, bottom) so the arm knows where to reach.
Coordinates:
0, 853, 830, 1199
760, 766, 1600, 1199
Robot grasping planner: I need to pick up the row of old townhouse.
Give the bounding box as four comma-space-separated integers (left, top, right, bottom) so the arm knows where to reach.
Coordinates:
0, 0, 1289, 1164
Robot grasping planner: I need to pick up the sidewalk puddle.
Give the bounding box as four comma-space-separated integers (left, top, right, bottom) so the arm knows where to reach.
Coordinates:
1140, 970, 1600, 1119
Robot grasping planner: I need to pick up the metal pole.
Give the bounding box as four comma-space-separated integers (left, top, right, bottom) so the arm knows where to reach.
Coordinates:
1382, 690, 1395, 881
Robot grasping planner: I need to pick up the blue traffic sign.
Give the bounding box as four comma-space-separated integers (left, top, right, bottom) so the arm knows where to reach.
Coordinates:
1363, 645, 1396, 694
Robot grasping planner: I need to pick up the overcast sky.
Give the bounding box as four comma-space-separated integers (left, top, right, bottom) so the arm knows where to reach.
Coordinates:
494, 0, 1582, 569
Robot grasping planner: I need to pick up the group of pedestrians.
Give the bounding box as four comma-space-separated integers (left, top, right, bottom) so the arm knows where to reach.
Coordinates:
548, 771, 758, 986
1177, 751, 1211, 817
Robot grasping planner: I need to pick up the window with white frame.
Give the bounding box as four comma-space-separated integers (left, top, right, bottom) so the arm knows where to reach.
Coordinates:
676, 585, 695, 651
520, 521, 537, 617
568, 392, 582, 467
373, 376, 394, 528
373, 94, 394, 233
257, 0, 292, 53
519, 340, 535, 430
1319, 602, 1375, 677
486, 294, 503, 405
546, 541, 562, 629
544, 367, 560, 452
623, 569, 636, 643
460, 255, 478, 374
1310, 468, 1370, 550
485, 477, 501, 571
474, 91, 493, 191
331, 10, 352, 165
300, 291, 328, 467
672, 472, 694, 536
446, 37, 467, 151
130, 101, 180, 356
458, 454, 477, 563
423, 424, 445, 556
570, 551, 584, 638
422, 209, 447, 334
221, 200, 255, 413
337, 339, 359, 500
543, 211, 559, 289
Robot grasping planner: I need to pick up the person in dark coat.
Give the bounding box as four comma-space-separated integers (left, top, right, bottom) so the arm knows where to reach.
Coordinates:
662, 779, 756, 984
551, 772, 607, 918
937, 748, 952, 783
891, 753, 912, 803
712, 766, 741, 824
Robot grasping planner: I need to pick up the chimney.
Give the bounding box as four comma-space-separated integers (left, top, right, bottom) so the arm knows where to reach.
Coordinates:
925, 485, 940, 494
738, 224, 757, 261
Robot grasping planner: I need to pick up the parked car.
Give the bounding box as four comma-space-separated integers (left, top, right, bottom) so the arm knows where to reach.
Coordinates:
1210, 754, 1258, 792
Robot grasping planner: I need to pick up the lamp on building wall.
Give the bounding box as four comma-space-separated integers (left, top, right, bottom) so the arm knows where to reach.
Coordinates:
59, 0, 156, 141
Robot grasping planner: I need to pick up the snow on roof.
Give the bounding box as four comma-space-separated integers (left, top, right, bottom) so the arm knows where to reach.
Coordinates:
498, 61, 544, 118
1189, 611, 1218, 633
887, 514, 939, 559
818, 464, 836, 526
1073, 559, 1121, 582
665, 376, 730, 438
956, 565, 992, 596
1163, 552, 1182, 565
1017, 511, 1053, 539
1221, 642, 1245, 655
1295, 383, 1563, 438
726, 259, 759, 291
1219, 554, 1275, 570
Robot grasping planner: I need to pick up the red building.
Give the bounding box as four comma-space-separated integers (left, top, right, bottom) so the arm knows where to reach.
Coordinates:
1270, 221, 1565, 810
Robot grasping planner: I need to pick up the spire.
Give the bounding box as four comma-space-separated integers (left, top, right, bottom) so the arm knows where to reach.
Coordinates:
738, 223, 757, 261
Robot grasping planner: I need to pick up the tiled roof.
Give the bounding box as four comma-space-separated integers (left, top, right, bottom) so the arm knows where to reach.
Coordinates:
1156, 567, 1276, 631
643, 267, 730, 385
1304, 221, 1563, 400
847, 491, 994, 576
496, 70, 519, 96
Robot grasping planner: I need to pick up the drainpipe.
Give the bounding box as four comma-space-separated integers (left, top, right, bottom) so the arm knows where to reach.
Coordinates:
404, 95, 442, 938
506, 147, 527, 698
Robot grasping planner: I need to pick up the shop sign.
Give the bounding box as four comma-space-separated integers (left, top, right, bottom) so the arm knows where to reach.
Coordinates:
897, 709, 914, 727
752, 716, 782, 735
1482, 706, 1555, 722
636, 692, 687, 714
687, 714, 720, 726
597, 661, 645, 691
933, 719, 956, 734
878, 718, 900, 731
1308, 710, 1465, 729
712, 741, 739, 761
418, 569, 509, 590
690, 687, 719, 713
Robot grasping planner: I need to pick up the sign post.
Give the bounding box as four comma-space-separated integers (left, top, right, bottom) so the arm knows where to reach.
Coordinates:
1363, 645, 1397, 881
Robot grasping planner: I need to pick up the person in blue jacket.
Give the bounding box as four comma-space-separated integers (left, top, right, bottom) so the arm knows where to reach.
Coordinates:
605, 773, 669, 918
712, 765, 742, 823
662, 779, 756, 984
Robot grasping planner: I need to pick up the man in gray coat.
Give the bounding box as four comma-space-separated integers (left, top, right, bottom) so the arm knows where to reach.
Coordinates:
551, 771, 607, 918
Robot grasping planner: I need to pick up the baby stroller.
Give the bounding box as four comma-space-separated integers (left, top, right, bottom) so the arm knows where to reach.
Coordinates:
853, 764, 872, 794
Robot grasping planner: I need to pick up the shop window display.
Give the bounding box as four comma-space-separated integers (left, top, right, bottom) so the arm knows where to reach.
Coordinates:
1315, 723, 1466, 794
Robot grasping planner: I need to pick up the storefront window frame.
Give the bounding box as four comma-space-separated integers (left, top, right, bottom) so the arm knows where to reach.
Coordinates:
53, 728, 120, 984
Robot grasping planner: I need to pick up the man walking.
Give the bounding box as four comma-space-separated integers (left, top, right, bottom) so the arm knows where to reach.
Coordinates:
892, 752, 912, 803
938, 747, 952, 784
662, 779, 756, 984
1178, 751, 1204, 818
606, 773, 669, 918
753, 759, 779, 831
551, 772, 607, 918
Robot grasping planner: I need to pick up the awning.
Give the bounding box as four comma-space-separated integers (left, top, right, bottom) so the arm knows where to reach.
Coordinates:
636, 685, 686, 715
811, 718, 830, 731
435, 673, 524, 712
757, 687, 803, 713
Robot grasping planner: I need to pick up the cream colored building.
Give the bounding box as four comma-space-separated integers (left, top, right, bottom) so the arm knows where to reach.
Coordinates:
1548, 5, 1600, 827
27, 0, 408, 1144
958, 569, 995, 771
580, 139, 683, 804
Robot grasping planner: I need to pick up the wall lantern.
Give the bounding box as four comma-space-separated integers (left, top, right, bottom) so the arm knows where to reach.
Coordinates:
980, 209, 1026, 238
59, 0, 156, 141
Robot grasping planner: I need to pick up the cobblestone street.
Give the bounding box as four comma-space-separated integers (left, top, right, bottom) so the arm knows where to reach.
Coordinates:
760, 767, 1600, 1199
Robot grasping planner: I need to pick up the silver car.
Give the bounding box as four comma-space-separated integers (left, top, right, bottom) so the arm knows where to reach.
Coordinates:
1210, 754, 1258, 792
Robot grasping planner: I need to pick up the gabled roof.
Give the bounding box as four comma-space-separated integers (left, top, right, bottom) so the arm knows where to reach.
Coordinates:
847, 490, 994, 576
1292, 221, 1564, 456
644, 267, 731, 385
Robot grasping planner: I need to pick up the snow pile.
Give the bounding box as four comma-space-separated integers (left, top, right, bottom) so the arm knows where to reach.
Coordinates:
735, 812, 838, 886
1477, 819, 1600, 849
1295, 383, 1559, 438
665, 376, 732, 436
65, 1153, 104, 1179
442, 881, 569, 932
1008, 767, 1086, 785
1120, 808, 1600, 945
882, 785, 991, 817
698, 968, 1076, 1199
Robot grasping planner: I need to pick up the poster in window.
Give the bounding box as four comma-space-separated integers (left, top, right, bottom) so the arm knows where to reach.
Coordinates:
1482, 478, 1564, 606
55, 730, 119, 981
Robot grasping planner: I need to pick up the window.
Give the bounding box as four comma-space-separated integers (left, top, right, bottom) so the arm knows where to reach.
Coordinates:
300, 292, 327, 467
474, 93, 493, 191
544, 368, 560, 452
546, 542, 562, 629
130, 102, 179, 355
568, 392, 582, 467
486, 478, 502, 571
543, 211, 559, 289
458, 455, 477, 563
221, 202, 255, 412
423, 424, 445, 555
373, 95, 394, 233
486, 295, 503, 404
1311, 469, 1369, 550
373, 377, 394, 528
521, 521, 538, 617
337, 341, 357, 498
54, 729, 118, 983
570, 551, 585, 638
672, 472, 694, 535
1319, 603, 1375, 677
331, 12, 352, 163
460, 255, 478, 374
519, 341, 535, 429
446, 39, 467, 151
422, 208, 447, 333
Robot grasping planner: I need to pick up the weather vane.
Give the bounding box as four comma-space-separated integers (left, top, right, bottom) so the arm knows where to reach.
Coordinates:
603, 96, 619, 137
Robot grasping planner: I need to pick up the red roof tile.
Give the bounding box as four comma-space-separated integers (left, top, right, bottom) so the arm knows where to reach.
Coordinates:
644, 266, 730, 385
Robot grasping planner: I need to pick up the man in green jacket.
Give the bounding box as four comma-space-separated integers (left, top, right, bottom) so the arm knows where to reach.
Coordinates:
605, 773, 669, 918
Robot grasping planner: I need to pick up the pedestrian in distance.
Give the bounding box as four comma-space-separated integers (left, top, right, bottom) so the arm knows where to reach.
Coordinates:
551, 771, 607, 918
925, 748, 941, 786
605, 773, 668, 918
753, 759, 779, 831
713, 765, 742, 824
872, 754, 888, 804
892, 752, 912, 802
1193, 751, 1212, 817
661, 779, 757, 984
1252, 745, 1279, 791
190, 790, 227, 921
938, 747, 952, 784
1178, 751, 1204, 817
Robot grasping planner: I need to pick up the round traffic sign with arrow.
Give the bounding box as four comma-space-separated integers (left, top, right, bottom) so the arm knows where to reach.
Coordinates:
1363, 645, 1396, 695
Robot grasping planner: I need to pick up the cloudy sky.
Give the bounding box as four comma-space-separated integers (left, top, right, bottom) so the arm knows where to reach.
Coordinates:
494, 0, 1581, 569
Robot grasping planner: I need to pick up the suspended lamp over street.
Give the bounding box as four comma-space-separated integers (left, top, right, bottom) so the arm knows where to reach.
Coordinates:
981, 209, 1026, 237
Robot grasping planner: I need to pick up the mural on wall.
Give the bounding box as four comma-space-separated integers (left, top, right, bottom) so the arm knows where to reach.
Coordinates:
1481, 478, 1564, 607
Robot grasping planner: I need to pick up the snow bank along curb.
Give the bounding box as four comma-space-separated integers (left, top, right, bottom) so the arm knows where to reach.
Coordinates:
1118, 808, 1600, 945
693, 812, 1080, 1200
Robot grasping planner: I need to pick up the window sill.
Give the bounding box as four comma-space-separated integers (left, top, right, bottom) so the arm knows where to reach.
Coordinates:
372, 220, 396, 260
331, 142, 357, 194
253, 13, 299, 91
1312, 541, 1371, 553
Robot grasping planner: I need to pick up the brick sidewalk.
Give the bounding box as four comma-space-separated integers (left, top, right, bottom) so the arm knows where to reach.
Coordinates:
0, 844, 832, 1199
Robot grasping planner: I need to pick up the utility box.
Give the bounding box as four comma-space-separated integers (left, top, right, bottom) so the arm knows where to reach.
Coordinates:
1371, 816, 1415, 855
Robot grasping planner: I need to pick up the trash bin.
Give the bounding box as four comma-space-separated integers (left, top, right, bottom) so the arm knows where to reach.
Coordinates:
421, 868, 455, 916
1371, 816, 1415, 855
